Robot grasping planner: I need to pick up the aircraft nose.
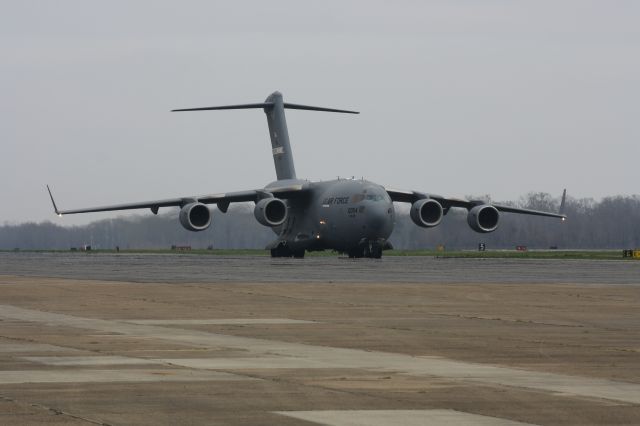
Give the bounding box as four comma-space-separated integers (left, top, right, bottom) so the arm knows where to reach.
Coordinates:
367, 204, 391, 231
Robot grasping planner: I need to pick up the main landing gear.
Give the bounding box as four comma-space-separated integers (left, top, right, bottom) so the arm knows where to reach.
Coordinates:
270, 244, 305, 258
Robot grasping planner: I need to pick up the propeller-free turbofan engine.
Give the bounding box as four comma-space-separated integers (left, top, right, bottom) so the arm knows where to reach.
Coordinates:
254, 198, 288, 227
179, 202, 212, 231
467, 205, 500, 233
410, 199, 444, 228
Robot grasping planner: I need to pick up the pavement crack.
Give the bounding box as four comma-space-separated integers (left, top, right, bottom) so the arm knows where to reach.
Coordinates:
1, 393, 112, 425
431, 312, 585, 328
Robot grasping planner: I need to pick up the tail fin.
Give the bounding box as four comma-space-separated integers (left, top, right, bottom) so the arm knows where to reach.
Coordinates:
173, 91, 358, 181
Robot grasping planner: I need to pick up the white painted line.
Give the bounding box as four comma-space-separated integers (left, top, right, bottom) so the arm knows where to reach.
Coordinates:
23, 356, 161, 366
0, 342, 81, 353
2, 304, 639, 404
275, 410, 538, 426
0, 369, 255, 385
122, 318, 317, 325
161, 357, 333, 370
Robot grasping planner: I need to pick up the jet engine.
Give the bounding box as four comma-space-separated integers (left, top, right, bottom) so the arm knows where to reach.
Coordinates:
467, 205, 500, 233
254, 198, 287, 227
410, 199, 443, 228
179, 202, 212, 231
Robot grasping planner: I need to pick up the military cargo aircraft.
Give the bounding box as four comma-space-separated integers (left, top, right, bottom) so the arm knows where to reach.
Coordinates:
48, 91, 566, 258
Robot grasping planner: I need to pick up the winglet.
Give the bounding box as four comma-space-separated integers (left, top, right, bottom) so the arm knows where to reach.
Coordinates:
559, 188, 567, 220
46, 185, 62, 216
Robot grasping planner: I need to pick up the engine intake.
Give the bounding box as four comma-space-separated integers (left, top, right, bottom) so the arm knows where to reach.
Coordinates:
410, 199, 443, 228
254, 198, 287, 227
179, 202, 211, 231
467, 205, 500, 233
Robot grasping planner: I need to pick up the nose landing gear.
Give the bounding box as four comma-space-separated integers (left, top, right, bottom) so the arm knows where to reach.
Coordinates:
347, 239, 383, 259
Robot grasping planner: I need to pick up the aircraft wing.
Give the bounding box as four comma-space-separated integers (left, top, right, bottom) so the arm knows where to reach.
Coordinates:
47, 184, 308, 216
385, 188, 567, 220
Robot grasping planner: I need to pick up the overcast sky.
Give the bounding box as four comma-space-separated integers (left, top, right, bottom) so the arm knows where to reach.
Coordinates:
2, 1, 638, 225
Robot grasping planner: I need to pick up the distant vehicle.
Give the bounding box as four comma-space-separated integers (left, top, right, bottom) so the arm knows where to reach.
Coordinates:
48, 91, 566, 258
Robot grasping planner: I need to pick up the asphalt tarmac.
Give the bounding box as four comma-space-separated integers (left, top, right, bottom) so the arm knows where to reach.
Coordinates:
0, 253, 639, 425
1, 252, 639, 284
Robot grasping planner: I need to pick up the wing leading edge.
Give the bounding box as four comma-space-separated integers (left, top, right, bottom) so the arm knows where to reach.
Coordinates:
46, 183, 309, 216
385, 188, 567, 220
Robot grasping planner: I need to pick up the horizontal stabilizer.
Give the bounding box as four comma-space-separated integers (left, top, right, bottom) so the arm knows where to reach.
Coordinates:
173, 102, 358, 114
172, 103, 270, 112
282, 103, 358, 114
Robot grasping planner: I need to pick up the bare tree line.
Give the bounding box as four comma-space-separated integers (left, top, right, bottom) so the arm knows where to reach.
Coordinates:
1, 193, 639, 250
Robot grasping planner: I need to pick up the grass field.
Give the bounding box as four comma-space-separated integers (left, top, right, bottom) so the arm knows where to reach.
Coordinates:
3, 248, 637, 260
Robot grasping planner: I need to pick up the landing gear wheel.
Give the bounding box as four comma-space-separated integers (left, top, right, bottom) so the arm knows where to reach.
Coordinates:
270, 245, 290, 258
271, 244, 305, 258
270, 248, 282, 258
353, 242, 382, 259
371, 244, 383, 259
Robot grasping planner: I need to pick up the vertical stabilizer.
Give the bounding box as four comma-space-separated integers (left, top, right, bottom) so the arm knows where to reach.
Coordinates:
264, 92, 296, 180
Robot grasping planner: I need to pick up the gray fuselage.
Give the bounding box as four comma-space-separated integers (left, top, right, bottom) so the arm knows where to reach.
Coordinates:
266, 178, 395, 254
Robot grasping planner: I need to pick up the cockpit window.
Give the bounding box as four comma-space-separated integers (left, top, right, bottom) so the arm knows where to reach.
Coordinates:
352, 191, 390, 203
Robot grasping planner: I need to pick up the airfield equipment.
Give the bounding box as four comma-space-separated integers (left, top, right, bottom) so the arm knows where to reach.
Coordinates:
47, 91, 567, 258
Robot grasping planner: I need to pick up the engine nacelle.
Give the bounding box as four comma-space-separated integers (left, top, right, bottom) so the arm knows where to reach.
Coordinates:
254, 198, 287, 227
410, 199, 443, 228
179, 202, 212, 232
467, 205, 500, 233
